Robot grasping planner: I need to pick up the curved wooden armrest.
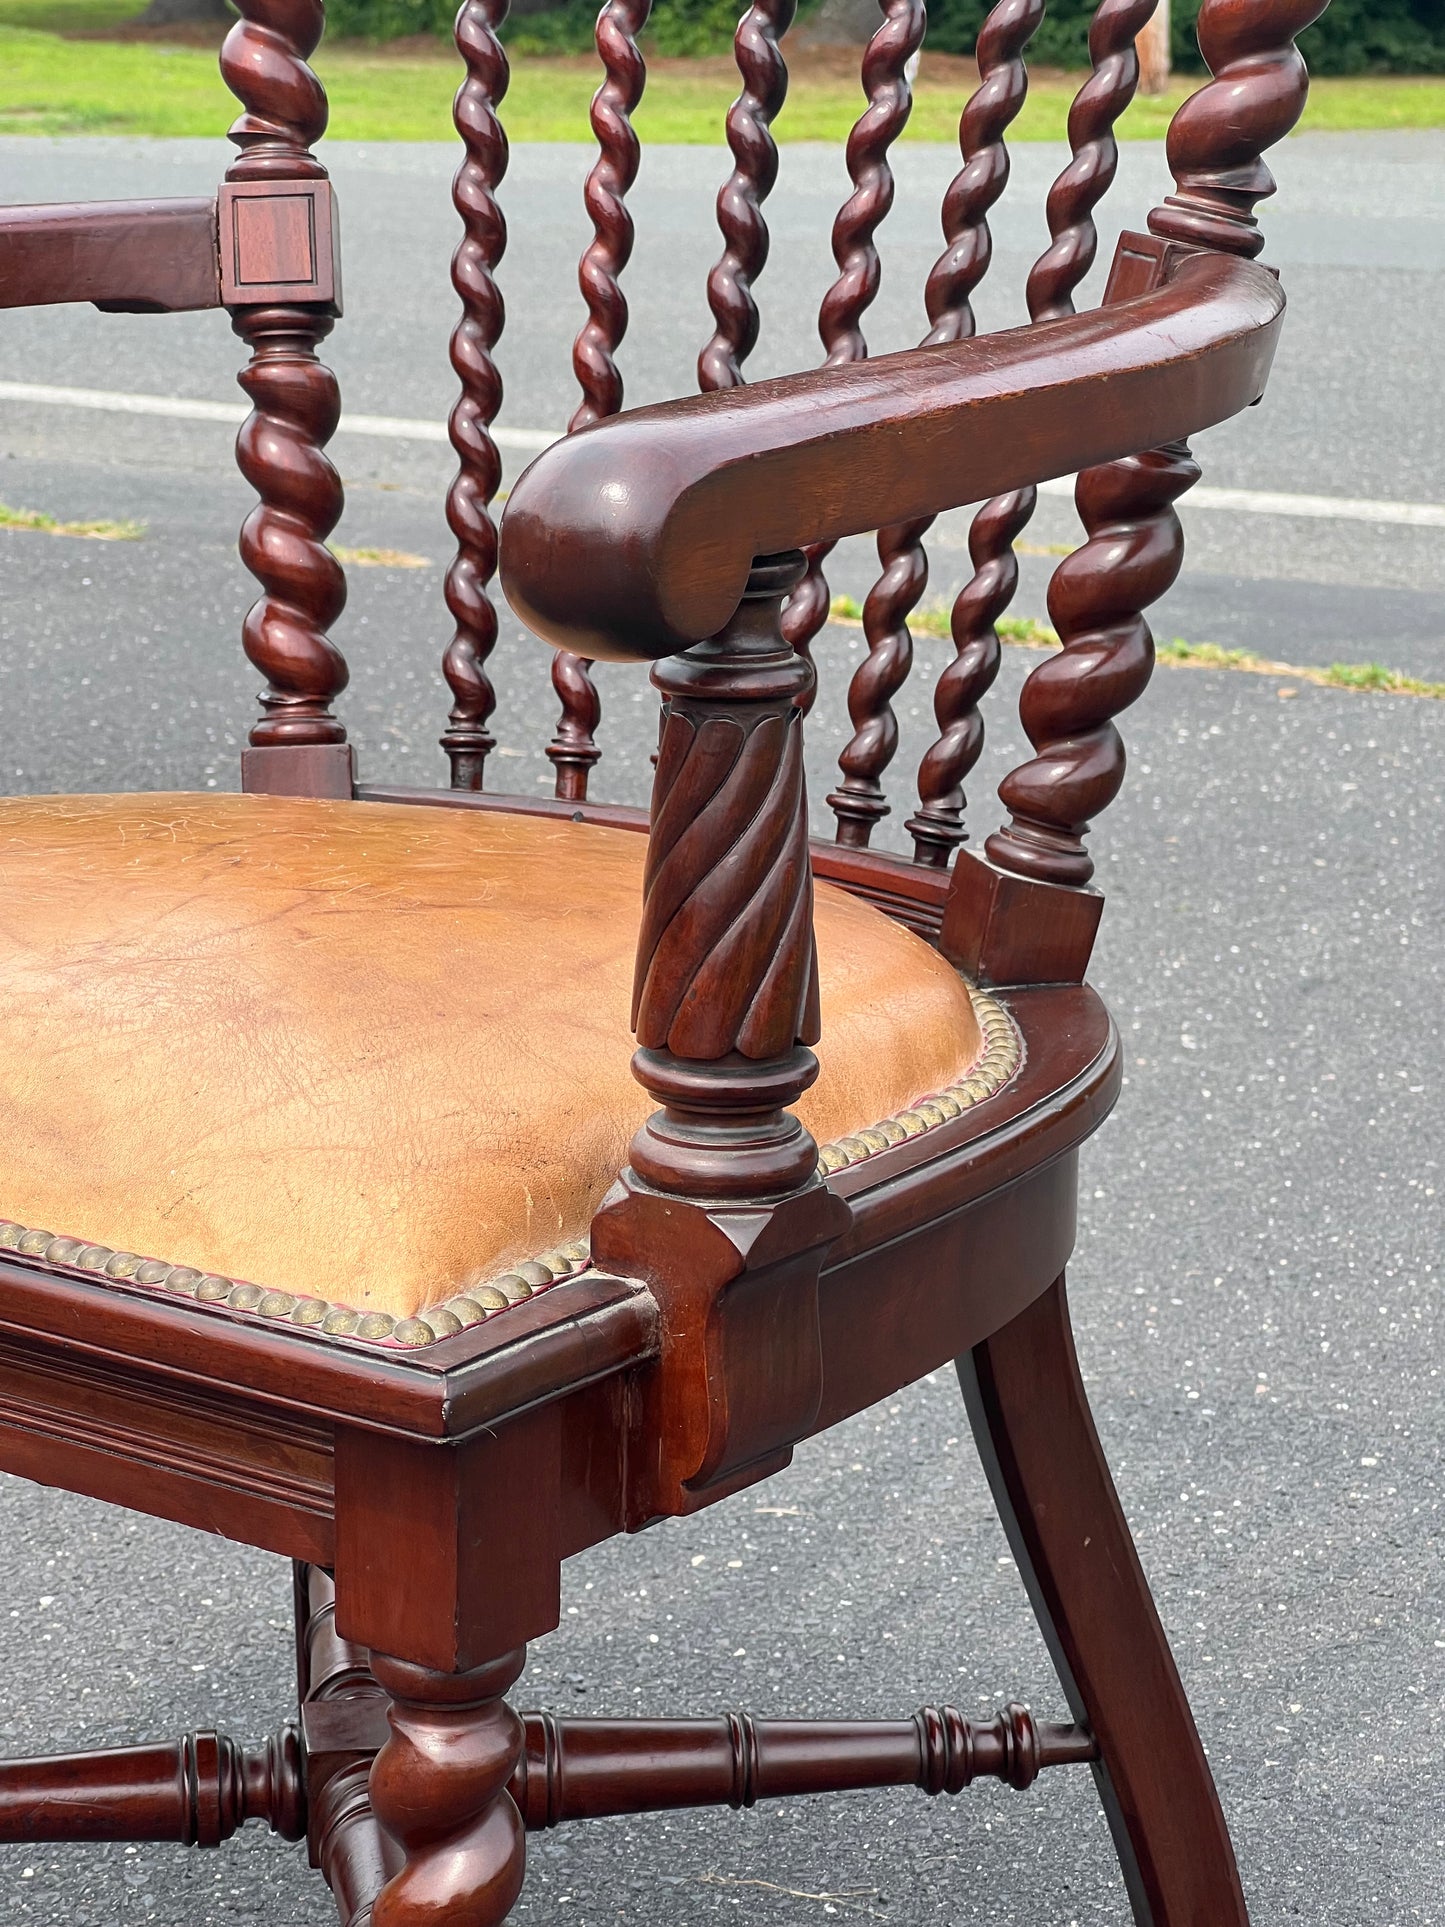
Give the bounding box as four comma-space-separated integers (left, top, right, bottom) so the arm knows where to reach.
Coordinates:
499, 248, 1283, 663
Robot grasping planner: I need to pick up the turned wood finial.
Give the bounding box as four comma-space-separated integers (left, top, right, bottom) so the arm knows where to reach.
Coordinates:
1149, 0, 1327, 258
629, 551, 821, 1202
221, 0, 350, 791
440, 0, 511, 790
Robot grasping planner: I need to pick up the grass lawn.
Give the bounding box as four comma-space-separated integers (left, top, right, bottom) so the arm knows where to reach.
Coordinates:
2, 1, 1444, 143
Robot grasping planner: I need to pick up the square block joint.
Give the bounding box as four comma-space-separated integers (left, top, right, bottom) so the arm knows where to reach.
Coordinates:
219, 181, 342, 314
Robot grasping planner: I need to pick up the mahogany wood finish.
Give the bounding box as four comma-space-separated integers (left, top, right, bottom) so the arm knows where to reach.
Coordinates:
499, 250, 1284, 663
697, 0, 795, 394
440, 0, 511, 791
221, 0, 352, 799
542, 0, 653, 804
781, 0, 926, 695
0, 199, 222, 313
0, 1730, 303, 1845
899, 0, 1042, 868
0, 2, 1333, 1923
909, 0, 1149, 865
961, 1275, 1250, 1925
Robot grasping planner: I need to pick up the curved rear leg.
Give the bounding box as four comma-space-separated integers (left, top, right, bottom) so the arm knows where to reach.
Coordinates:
958, 1273, 1249, 1927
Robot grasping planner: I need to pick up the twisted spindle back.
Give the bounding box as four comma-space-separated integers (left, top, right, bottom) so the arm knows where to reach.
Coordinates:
423, 0, 1321, 911
439, 0, 511, 791
781, 0, 926, 684
905, 0, 1153, 863
981, 0, 1327, 902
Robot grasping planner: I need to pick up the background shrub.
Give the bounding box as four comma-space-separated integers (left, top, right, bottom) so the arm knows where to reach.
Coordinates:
321, 0, 1445, 75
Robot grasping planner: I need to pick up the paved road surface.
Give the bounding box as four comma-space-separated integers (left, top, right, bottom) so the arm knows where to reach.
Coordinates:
0, 130, 1441, 1925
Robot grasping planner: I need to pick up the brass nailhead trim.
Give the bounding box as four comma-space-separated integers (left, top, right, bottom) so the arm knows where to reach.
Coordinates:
0, 992, 1018, 1350
815, 986, 1021, 1177
0, 1216, 593, 1354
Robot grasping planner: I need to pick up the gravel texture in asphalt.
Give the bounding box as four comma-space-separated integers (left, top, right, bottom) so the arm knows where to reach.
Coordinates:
0, 130, 1440, 1925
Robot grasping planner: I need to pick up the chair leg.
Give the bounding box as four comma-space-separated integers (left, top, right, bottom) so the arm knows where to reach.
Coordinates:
367, 1647, 527, 1927
957, 1273, 1250, 1927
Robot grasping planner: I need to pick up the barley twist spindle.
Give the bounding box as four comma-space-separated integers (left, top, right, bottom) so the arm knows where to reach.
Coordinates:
546, 0, 653, 803
984, 443, 1198, 884
983, 0, 1324, 889
440, 0, 511, 790
782, 0, 925, 707
222, 0, 347, 756
1149, 0, 1327, 257
697, 0, 797, 395
369, 1650, 527, 1927
1029, 0, 1155, 321
819, 0, 1034, 849
907, 0, 1150, 861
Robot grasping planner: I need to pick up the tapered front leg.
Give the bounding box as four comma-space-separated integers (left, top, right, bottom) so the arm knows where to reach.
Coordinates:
368, 1648, 527, 1927
959, 1276, 1249, 1927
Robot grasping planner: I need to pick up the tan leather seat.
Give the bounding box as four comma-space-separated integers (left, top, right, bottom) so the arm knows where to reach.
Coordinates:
0, 795, 988, 1331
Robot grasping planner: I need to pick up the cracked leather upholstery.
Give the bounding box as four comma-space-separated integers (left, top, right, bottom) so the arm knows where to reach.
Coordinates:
0, 795, 983, 1317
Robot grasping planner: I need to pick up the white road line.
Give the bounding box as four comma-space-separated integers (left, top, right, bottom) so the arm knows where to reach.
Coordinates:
1031, 476, 1445, 529
3, 379, 1443, 528
0, 379, 554, 452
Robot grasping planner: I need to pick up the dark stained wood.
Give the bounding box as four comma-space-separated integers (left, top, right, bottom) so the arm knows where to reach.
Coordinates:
907, 0, 1141, 864
0, 4, 1337, 1921
780, 0, 927, 693
368, 1647, 528, 1927
499, 249, 1284, 664
439, 0, 511, 791
509, 1702, 1094, 1824
1150, 0, 1327, 259
590, 553, 851, 1516
986, 436, 1201, 886
0, 199, 221, 313
221, 0, 351, 792
217, 178, 340, 309
544, 0, 654, 803
333, 1405, 562, 1672
0, 1730, 303, 1845
942, 845, 1106, 986
697, 0, 794, 394
960, 1276, 1250, 1926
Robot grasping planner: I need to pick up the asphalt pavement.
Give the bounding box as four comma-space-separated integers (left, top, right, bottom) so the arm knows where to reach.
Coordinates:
0, 129, 1441, 1925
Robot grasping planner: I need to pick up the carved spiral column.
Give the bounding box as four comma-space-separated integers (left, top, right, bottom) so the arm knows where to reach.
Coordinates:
983, 442, 1198, 884
697, 0, 796, 394
545, 0, 654, 803
440, 0, 511, 790
906, 0, 1150, 862
629, 553, 821, 1203
222, 0, 348, 772
983, 0, 1326, 890
369, 1648, 527, 1927
783, 0, 924, 715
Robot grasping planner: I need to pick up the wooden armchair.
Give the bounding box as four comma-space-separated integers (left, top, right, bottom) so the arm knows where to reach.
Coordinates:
0, 0, 1327, 1920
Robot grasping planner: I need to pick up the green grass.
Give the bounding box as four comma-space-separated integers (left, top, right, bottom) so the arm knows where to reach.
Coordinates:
830, 596, 1445, 701
0, 499, 144, 538
2, 9, 1443, 142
